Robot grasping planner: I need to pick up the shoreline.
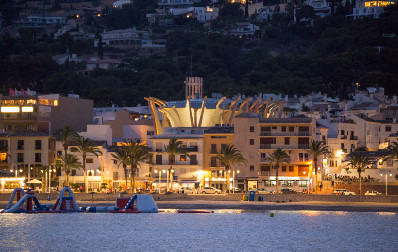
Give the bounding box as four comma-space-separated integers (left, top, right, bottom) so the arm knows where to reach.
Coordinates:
2, 200, 396, 213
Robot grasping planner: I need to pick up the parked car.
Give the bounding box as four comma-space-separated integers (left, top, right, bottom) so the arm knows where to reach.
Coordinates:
365, 190, 383, 196
280, 188, 298, 194
333, 189, 356, 195
227, 187, 242, 193
179, 187, 195, 194
257, 188, 274, 194
198, 187, 222, 194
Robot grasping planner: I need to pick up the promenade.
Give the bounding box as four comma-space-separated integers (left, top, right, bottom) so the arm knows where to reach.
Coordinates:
1, 193, 397, 212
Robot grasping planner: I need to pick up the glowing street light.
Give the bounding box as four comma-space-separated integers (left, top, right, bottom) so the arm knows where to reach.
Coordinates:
380, 171, 393, 195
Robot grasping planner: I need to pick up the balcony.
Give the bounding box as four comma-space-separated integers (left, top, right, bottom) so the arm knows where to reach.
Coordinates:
350, 136, 358, 140
190, 160, 198, 165
260, 144, 272, 149
210, 162, 218, 167
259, 171, 274, 176
341, 135, 347, 139
260, 144, 310, 150
153, 148, 163, 152
298, 144, 310, 149
186, 146, 198, 152
210, 149, 218, 154
260, 132, 310, 137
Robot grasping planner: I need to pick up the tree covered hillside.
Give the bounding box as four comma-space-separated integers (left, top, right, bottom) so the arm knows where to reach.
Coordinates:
0, 3, 397, 106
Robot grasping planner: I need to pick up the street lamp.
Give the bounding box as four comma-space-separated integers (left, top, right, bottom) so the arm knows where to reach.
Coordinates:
233, 169, 240, 193
154, 169, 161, 193
303, 171, 309, 193
380, 171, 393, 195
170, 169, 175, 191
162, 170, 166, 193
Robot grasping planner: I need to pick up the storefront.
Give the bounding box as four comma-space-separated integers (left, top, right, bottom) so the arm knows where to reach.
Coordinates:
260, 176, 309, 192
1, 177, 25, 192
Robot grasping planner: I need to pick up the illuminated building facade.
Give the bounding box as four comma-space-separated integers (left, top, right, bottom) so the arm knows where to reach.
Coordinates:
233, 114, 316, 192
202, 126, 234, 191
148, 127, 204, 191
0, 132, 56, 190
145, 96, 285, 135
0, 94, 93, 134
349, 0, 395, 19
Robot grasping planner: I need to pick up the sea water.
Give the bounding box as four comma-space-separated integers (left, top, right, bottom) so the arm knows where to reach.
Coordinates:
0, 210, 397, 251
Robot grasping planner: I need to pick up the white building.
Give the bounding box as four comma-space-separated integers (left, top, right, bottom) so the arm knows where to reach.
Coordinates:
94, 28, 149, 48
305, 0, 332, 18
158, 0, 199, 8
113, 0, 132, 8
148, 127, 205, 191
348, 0, 395, 19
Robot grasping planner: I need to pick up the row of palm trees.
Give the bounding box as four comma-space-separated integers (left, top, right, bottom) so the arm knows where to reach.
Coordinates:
345, 142, 398, 195
112, 138, 194, 193
266, 140, 330, 194
59, 126, 102, 193
58, 124, 398, 195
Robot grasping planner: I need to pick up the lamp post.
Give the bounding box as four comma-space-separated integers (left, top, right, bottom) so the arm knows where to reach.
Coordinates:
154, 170, 160, 193
380, 171, 393, 195
162, 170, 166, 193
232, 169, 240, 193
170, 169, 174, 192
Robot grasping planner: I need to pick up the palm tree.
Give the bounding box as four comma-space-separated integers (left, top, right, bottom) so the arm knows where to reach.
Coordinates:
345, 151, 370, 195
306, 140, 330, 194
72, 136, 102, 193
61, 153, 81, 186
111, 147, 130, 192
385, 142, 398, 163
267, 148, 291, 194
58, 126, 78, 184
124, 139, 152, 193
164, 139, 190, 191
216, 144, 247, 192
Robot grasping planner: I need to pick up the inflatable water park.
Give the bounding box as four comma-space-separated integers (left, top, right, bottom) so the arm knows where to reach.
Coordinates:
1, 186, 158, 214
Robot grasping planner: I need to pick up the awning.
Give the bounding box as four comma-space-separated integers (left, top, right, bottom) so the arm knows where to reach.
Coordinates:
27, 179, 42, 184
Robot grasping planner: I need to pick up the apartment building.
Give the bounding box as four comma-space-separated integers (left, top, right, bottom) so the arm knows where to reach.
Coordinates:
148, 127, 204, 191
202, 126, 234, 191
0, 94, 93, 135
348, 0, 394, 19
234, 113, 316, 192
0, 132, 55, 186
57, 140, 107, 191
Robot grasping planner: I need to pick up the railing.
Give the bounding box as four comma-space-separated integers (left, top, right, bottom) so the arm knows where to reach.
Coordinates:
350, 136, 358, 140
190, 161, 198, 165
210, 162, 218, 167
260, 144, 310, 149
186, 146, 198, 152
210, 149, 218, 154
153, 148, 163, 152
259, 158, 268, 162
259, 171, 274, 176
260, 132, 310, 137
298, 144, 310, 149
341, 135, 347, 139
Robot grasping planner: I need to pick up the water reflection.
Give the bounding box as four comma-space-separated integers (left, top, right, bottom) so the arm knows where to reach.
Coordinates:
377, 212, 396, 216
0, 211, 397, 251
